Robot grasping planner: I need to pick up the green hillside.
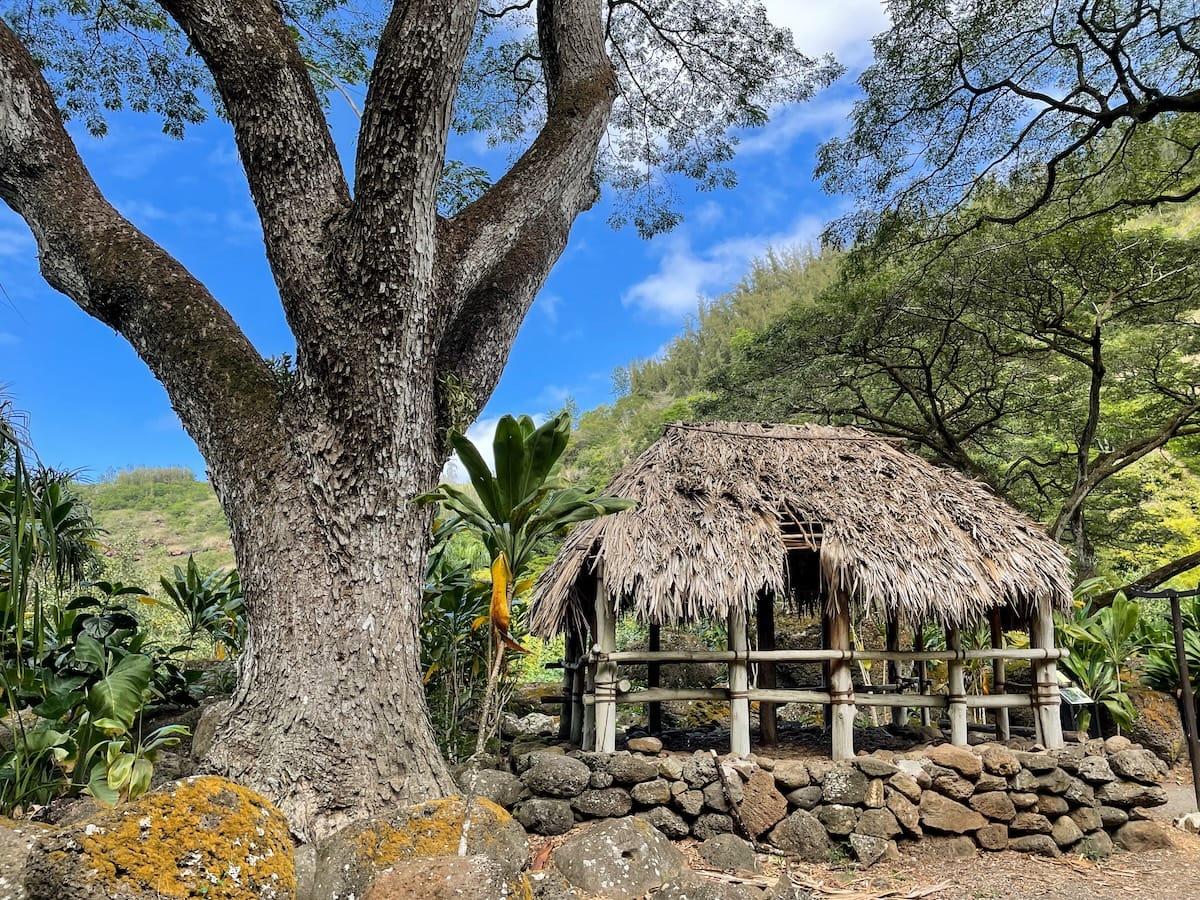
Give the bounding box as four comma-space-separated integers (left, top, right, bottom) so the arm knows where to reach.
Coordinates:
76, 467, 234, 596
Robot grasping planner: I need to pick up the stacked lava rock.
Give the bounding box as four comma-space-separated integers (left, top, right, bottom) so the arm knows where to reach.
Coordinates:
458, 734, 1171, 866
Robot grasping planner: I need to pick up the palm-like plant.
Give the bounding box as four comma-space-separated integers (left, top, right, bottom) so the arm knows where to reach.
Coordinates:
420, 412, 633, 758
160, 555, 246, 656
1057, 589, 1142, 733
1140, 595, 1200, 720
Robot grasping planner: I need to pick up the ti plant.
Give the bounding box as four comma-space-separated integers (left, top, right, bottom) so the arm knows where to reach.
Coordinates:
419, 412, 633, 759
1057, 582, 1141, 734
160, 555, 246, 657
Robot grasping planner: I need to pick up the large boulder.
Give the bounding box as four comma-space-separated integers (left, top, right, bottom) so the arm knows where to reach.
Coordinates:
654, 872, 761, 900
925, 745, 982, 779
737, 770, 787, 838
521, 754, 591, 798
698, 834, 758, 873
24, 776, 294, 900
766, 809, 832, 862
1128, 688, 1187, 764
1107, 749, 1167, 785
1114, 820, 1174, 851
820, 764, 868, 805
313, 796, 528, 899
457, 767, 528, 809
552, 817, 686, 900
0, 818, 49, 900
362, 855, 528, 899
918, 792, 986, 834
514, 798, 575, 836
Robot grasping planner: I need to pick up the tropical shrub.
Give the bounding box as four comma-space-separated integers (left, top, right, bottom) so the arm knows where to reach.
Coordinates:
419, 412, 633, 759
1057, 586, 1142, 733
1139, 594, 1200, 722
0, 402, 187, 814
159, 555, 246, 656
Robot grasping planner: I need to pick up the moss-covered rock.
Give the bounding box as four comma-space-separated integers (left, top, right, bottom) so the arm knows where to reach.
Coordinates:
24, 776, 295, 899
312, 796, 529, 899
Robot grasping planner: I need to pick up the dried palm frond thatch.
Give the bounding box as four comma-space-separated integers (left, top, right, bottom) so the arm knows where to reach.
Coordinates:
530, 422, 1071, 637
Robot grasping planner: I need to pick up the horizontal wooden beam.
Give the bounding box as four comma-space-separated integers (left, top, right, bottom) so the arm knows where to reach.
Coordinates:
597, 648, 1069, 665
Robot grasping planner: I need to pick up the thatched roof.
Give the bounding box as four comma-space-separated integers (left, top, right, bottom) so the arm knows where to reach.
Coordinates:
530, 422, 1072, 636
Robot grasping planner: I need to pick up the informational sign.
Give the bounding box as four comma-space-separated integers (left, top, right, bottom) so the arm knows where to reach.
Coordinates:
1059, 686, 1093, 705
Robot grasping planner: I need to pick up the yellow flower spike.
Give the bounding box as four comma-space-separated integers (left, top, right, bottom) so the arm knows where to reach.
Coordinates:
490, 552, 527, 654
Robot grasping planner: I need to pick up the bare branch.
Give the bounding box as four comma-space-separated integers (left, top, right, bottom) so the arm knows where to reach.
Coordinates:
435, 0, 616, 416
0, 20, 283, 484
156, 0, 350, 345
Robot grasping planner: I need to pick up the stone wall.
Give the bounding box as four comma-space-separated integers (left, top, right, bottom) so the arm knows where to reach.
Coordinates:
458, 736, 1171, 866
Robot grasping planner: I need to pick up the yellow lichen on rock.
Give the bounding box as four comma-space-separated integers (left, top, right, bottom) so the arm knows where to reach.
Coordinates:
28, 775, 296, 900
356, 796, 518, 866
312, 795, 531, 899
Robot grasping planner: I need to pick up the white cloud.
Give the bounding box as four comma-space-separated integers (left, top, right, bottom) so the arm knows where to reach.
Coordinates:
737, 91, 857, 156
0, 225, 35, 258
762, 0, 889, 66
537, 291, 562, 323
622, 214, 825, 319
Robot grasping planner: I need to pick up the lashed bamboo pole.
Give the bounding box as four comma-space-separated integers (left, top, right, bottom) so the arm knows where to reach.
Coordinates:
756, 592, 778, 748
989, 609, 1010, 741
1030, 596, 1064, 749
593, 569, 618, 752
886, 614, 904, 726
947, 627, 968, 746
729, 605, 750, 756
559, 626, 581, 741
829, 596, 855, 759
596, 647, 1067, 663
647, 623, 662, 734
915, 621, 930, 727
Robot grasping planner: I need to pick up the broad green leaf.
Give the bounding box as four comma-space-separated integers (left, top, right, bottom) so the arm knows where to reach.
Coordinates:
86, 653, 152, 733
492, 416, 528, 515
86, 762, 120, 805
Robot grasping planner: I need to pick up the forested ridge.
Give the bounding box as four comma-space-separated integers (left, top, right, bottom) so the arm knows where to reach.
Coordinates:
562, 217, 1200, 588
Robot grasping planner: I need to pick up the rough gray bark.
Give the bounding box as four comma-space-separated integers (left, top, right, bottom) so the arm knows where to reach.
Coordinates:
0, 0, 615, 841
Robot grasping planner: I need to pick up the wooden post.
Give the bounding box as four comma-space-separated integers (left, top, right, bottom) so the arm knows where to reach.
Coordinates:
729, 605, 751, 757
1170, 592, 1200, 811
756, 592, 778, 749
593, 570, 618, 752
947, 626, 968, 746
1030, 597, 1063, 749
914, 621, 931, 727
886, 614, 905, 726
647, 623, 662, 735
559, 627, 581, 741
821, 610, 833, 732
570, 638, 586, 746
989, 610, 1010, 742
829, 596, 856, 760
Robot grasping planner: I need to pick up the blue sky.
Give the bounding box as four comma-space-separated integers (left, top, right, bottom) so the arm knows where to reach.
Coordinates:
0, 1, 888, 480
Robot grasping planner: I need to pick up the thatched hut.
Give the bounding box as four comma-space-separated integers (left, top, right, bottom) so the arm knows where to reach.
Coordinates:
531, 422, 1073, 758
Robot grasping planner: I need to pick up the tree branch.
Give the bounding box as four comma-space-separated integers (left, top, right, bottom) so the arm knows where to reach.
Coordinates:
436, 0, 616, 417
156, 0, 350, 345
351, 0, 477, 288
0, 20, 283, 486
1094, 549, 1200, 608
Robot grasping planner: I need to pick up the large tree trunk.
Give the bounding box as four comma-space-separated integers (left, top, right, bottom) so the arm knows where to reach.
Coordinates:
1, 0, 614, 842
207, 368, 456, 839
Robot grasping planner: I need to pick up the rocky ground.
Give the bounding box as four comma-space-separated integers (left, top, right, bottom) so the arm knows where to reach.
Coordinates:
526, 768, 1200, 900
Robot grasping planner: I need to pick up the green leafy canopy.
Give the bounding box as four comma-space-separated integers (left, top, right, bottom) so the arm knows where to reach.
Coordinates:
4, 0, 839, 233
